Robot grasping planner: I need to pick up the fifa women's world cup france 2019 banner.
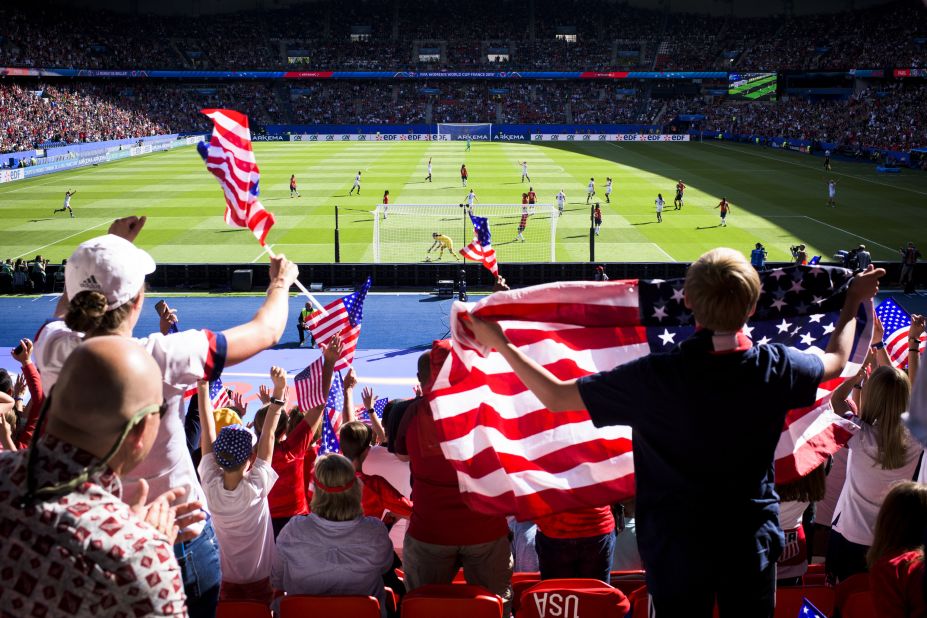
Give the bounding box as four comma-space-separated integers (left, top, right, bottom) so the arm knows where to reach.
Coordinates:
530, 134, 691, 142
289, 134, 451, 142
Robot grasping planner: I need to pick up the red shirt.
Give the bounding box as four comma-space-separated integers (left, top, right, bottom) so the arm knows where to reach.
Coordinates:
535, 506, 615, 539
406, 398, 508, 545
718, 200, 729, 213
527, 191, 537, 204
870, 550, 926, 618
359, 471, 413, 519
383, 195, 389, 204
267, 419, 314, 518
522, 195, 529, 204
461, 166, 468, 178
290, 178, 297, 189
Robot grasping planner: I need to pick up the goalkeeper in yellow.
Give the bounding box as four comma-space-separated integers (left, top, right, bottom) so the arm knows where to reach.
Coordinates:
426, 232, 459, 261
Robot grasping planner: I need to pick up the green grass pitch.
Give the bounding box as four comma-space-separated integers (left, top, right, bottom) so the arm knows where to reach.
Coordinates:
1, 140, 925, 266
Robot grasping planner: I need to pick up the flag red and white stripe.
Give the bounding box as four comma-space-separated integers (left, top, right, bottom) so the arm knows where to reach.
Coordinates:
294, 357, 326, 411
309, 308, 360, 373
428, 279, 868, 521
200, 109, 276, 245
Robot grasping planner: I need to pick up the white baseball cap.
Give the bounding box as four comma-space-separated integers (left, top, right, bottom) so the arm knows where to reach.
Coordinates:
65, 235, 156, 310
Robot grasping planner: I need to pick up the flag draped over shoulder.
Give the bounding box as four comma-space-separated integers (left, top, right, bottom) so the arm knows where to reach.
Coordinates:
307, 278, 372, 372
428, 265, 870, 521
876, 297, 926, 369
198, 109, 276, 245
460, 213, 498, 276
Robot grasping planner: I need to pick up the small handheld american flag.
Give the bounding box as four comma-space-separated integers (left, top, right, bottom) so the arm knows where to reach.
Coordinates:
209, 377, 231, 410
319, 371, 344, 455
358, 398, 389, 422
308, 278, 372, 372
460, 213, 498, 276
294, 357, 326, 411
876, 297, 925, 369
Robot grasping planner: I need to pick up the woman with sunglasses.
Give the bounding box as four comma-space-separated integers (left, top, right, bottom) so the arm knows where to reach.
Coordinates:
33, 216, 300, 618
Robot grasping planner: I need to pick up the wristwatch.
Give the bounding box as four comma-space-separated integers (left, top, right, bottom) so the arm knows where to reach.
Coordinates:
269, 397, 286, 406
871, 341, 885, 350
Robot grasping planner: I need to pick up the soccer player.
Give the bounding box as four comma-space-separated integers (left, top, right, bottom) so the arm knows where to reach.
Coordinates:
465, 138, 471, 152
715, 197, 731, 226
527, 186, 537, 205
382, 190, 390, 220
593, 203, 602, 236
426, 157, 432, 183
520, 161, 531, 183
555, 189, 566, 216
605, 177, 613, 203
461, 164, 468, 187
586, 178, 595, 204
464, 189, 478, 210
290, 175, 300, 198
521, 193, 529, 205
516, 205, 530, 242
827, 179, 837, 208
674, 180, 686, 210
655, 193, 665, 223
426, 232, 458, 261
54, 190, 77, 218
824, 149, 832, 171
349, 171, 362, 195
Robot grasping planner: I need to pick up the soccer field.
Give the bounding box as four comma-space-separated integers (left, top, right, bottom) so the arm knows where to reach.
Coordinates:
1, 140, 925, 265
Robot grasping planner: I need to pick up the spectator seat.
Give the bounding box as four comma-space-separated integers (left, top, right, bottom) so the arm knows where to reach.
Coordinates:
279, 594, 380, 618
402, 583, 503, 618
518, 578, 629, 618
834, 573, 872, 618
216, 601, 272, 618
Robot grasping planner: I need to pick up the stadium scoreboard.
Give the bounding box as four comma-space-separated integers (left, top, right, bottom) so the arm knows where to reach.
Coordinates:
728, 72, 778, 101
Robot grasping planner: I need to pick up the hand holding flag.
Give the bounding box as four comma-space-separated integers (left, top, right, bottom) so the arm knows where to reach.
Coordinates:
460, 213, 499, 277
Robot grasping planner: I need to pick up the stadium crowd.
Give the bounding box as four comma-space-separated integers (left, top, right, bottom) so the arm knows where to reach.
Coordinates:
2, 215, 926, 617
1, 1, 925, 72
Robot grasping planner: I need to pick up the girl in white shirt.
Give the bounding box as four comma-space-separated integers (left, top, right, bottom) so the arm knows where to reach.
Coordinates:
826, 365, 921, 583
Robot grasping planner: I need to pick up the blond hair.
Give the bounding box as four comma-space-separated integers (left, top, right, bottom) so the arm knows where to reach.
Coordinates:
684, 248, 761, 331
861, 366, 911, 470
311, 453, 363, 522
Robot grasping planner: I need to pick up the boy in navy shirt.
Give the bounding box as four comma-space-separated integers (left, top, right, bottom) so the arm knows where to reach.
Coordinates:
465, 248, 884, 617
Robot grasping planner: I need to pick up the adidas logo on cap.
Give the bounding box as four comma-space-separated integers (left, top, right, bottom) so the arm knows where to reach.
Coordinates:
79, 274, 102, 291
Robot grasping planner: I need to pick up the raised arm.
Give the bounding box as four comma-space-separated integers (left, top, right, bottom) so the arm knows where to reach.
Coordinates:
870, 314, 892, 367
821, 266, 886, 381
197, 380, 217, 455
908, 315, 924, 385
342, 368, 357, 426
256, 366, 288, 462
362, 386, 387, 444
464, 313, 585, 413
221, 255, 299, 366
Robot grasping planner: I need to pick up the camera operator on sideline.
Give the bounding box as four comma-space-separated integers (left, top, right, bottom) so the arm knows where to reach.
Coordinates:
855, 245, 871, 271
790, 244, 807, 265
750, 243, 767, 271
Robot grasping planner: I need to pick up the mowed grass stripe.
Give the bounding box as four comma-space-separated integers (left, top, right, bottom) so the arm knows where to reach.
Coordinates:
1, 141, 924, 265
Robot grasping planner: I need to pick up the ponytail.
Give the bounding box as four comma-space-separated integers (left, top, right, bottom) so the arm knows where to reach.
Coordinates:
65, 290, 135, 335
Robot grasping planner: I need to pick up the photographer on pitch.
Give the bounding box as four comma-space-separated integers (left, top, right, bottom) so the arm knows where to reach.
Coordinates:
750, 243, 767, 271
790, 244, 808, 265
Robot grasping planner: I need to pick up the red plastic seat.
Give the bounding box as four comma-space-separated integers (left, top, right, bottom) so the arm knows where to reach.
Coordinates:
511, 574, 541, 616
280, 594, 380, 618
835, 572, 871, 617
216, 601, 272, 618
402, 583, 503, 618
774, 586, 835, 618
609, 570, 647, 596
841, 590, 876, 618
519, 578, 629, 618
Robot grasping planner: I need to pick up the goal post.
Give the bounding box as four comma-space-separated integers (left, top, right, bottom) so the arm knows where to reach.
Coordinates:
373, 203, 556, 264
436, 123, 493, 141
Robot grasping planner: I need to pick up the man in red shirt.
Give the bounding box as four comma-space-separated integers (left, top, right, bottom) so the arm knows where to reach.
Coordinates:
396, 342, 513, 616
534, 506, 616, 582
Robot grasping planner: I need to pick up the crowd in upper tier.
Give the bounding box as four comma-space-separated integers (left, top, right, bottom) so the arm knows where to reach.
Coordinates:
4, 80, 926, 157
0, 0, 925, 72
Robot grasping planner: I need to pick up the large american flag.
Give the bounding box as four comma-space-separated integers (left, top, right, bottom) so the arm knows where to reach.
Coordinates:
294, 356, 326, 411
307, 278, 372, 372
460, 213, 498, 277
319, 371, 344, 455
876, 297, 926, 369
429, 265, 869, 520
198, 109, 276, 245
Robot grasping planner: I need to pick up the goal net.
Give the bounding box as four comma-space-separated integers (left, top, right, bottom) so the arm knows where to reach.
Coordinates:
373, 203, 557, 264
436, 123, 493, 141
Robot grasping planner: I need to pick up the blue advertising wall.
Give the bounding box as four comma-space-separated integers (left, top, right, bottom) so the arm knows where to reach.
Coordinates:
264, 123, 659, 139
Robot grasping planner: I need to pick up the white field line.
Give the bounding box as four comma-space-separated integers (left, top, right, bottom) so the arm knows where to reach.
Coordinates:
705, 142, 927, 197
650, 242, 675, 261
12, 220, 110, 260
802, 216, 896, 252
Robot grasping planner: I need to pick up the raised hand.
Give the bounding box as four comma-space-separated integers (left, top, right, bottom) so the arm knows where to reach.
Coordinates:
320, 333, 344, 366
362, 386, 376, 410
268, 254, 299, 288
11, 338, 32, 365
107, 216, 147, 242
343, 367, 358, 391
230, 391, 246, 413
13, 373, 27, 401
258, 384, 272, 405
